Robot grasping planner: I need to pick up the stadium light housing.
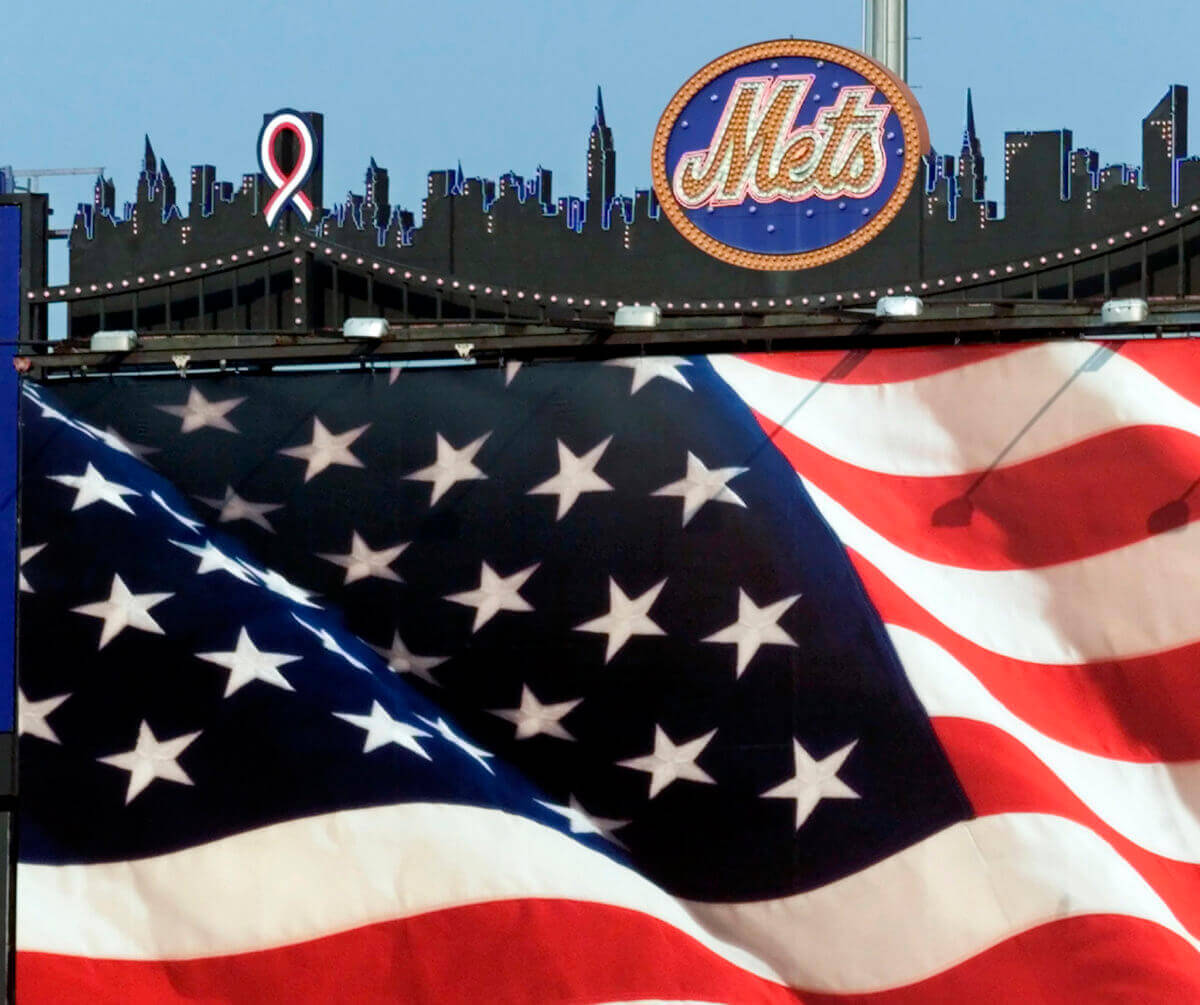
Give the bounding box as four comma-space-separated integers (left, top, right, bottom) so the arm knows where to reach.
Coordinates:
89, 330, 140, 352
1100, 298, 1149, 326
342, 317, 390, 339
613, 304, 662, 329
875, 295, 924, 318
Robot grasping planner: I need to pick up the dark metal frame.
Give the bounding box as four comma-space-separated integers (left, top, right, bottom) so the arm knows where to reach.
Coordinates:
18, 193, 1200, 358
24, 298, 1200, 381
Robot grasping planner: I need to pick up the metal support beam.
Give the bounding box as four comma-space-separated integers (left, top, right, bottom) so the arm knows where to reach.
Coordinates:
862, 0, 907, 80
1179, 228, 1187, 298
24, 300, 1200, 381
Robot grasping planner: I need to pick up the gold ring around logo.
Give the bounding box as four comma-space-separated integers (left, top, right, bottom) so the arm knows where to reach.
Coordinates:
651, 39, 930, 272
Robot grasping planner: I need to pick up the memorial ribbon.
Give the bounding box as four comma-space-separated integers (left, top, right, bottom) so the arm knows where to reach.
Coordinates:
259, 110, 317, 228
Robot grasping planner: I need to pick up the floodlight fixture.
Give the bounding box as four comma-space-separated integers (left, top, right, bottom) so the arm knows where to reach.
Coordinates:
875, 295, 924, 318
1100, 298, 1149, 326
89, 330, 139, 352
342, 317, 390, 339
613, 304, 662, 329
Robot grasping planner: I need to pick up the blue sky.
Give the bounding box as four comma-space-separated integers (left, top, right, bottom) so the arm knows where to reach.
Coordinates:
4, 0, 1199, 270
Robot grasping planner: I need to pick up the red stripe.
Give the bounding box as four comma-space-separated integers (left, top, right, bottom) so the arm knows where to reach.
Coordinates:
265, 120, 311, 185
1119, 339, 1200, 409
23, 895, 1200, 1005
265, 122, 293, 184
760, 412, 1200, 570
935, 715, 1200, 937
850, 551, 1200, 762
17, 899, 800, 1005
803, 914, 1200, 1004
738, 344, 1027, 385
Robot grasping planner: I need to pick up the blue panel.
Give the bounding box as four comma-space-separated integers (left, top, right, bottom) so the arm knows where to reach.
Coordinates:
0, 205, 19, 731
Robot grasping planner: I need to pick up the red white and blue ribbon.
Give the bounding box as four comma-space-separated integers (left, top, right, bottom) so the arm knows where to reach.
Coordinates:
258, 110, 317, 228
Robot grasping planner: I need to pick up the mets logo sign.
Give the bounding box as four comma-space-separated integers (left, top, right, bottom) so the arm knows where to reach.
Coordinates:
652, 40, 930, 271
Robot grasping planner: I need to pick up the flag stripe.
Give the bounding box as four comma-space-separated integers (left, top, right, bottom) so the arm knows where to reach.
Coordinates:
688, 812, 1199, 993
890, 624, 1200, 863
851, 551, 1200, 762
23, 913, 1200, 1005
733, 344, 1028, 385
16, 901, 801, 1005
936, 716, 1200, 937
1119, 340, 1200, 408
798, 914, 1200, 1005
17, 801, 784, 986
24, 807, 1198, 996
803, 476, 1200, 663
713, 344, 1200, 478
758, 416, 1200, 570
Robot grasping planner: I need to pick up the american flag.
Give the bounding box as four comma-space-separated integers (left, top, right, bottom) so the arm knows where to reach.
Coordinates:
15, 342, 1200, 1002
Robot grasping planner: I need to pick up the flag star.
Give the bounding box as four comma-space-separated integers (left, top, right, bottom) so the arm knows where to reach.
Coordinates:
528, 437, 614, 520
196, 486, 283, 532
19, 543, 46, 593
157, 388, 245, 434
18, 688, 69, 744
445, 561, 538, 632
405, 432, 490, 505
618, 725, 717, 799
761, 739, 860, 830
99, 425, 159, 462
535, 795, 630, 843
151, 491, 204, 534
72, 574, 173, 649
416, 715, 495, 773
170, 539, 257, 584
575, 577, 667, 663
652, 452, 748, 526
334, 701, 432, 758
237, 560, 322, 608
292, 614, 368, 670
98, 721, 201, 804
317, 532, 408, 584
279, 417, 370, 482
504, 360, 522, 386
703, 589, 801, 677
49, 462, 141, 514
490, 685, 581, 741
605, 356, 694, 395
196, 627, 301, 697
370, 631, 447, 685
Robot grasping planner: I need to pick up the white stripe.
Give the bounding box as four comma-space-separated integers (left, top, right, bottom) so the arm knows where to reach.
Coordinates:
687, 813, 1200, 993
21, 804, 1198, 994
890, 623, 1200, 864
17, 803, 783, 986
801, 477, 1200, 664
712, 345, 1200, 476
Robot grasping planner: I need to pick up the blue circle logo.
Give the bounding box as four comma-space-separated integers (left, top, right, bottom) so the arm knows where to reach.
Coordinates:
652, 40, 929, 271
